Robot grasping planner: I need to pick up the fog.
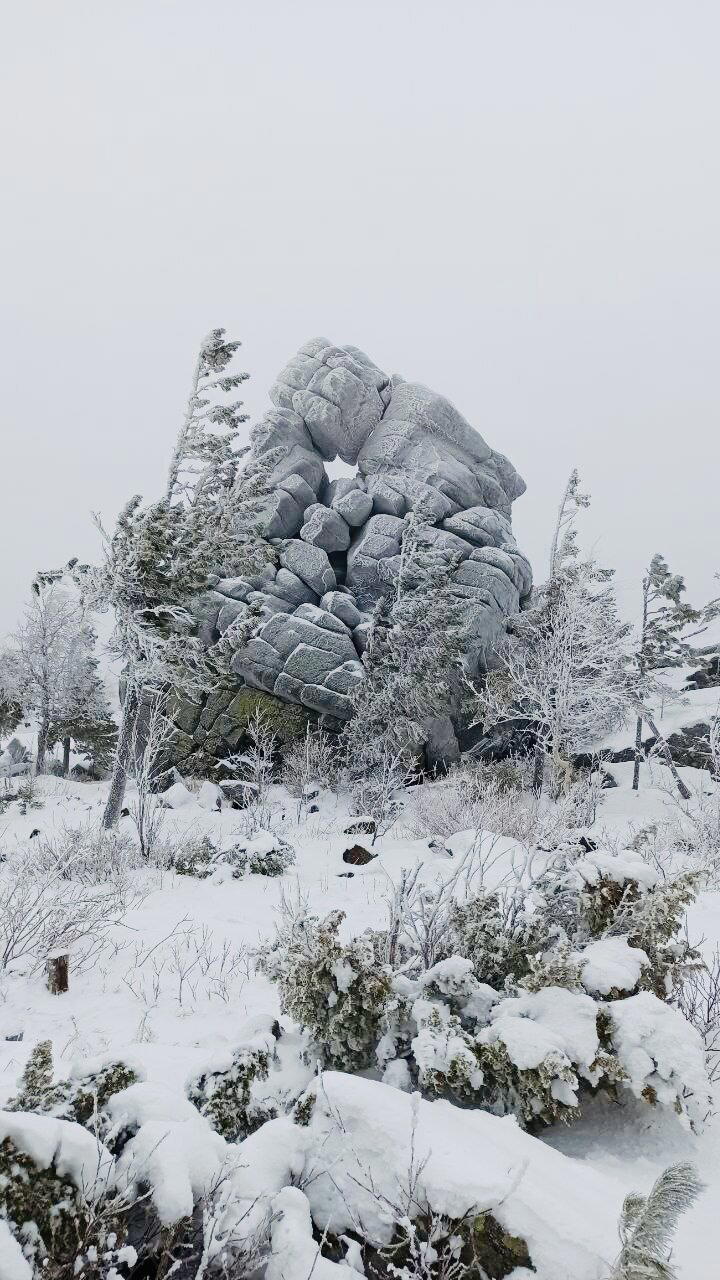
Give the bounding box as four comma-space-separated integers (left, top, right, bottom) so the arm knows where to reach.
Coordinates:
2, 0, 718, 633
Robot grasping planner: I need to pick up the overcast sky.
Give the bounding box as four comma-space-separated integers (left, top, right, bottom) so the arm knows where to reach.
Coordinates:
2, 1, 718, 635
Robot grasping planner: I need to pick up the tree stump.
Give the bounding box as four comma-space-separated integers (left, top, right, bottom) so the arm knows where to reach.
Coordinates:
47, 952, 69, 994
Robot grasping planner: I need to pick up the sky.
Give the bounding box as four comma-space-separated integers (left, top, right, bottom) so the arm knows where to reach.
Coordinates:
1, 0, 718, 635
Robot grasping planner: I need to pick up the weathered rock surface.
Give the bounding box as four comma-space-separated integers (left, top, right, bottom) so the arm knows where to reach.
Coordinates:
178, 337, 533, 766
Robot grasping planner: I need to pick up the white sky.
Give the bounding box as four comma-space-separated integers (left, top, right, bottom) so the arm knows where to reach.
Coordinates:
2, 1, 718, 634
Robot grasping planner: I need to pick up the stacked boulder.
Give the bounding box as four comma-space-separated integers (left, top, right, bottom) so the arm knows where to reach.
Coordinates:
178, 338, 532, 757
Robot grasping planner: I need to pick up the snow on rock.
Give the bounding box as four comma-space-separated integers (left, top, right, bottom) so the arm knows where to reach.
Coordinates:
0, 1110, 114, 1199
480, 987, 600, 1078
266, 1187, 364, 1278
198, 780, 223, 811
605, 991, 712, 1127
0, 1220, 32, 1280
105, 1083, 227, 1225
300, 1072, 624, 1280
578, 936, 648, 996
159, 781, 195, 810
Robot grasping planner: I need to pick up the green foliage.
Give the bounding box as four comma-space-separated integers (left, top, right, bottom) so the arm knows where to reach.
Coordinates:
259, 908, 393, 1070
0, 1136, 125, 1279
7, 1041, 139, 1128
187, 1042, 274, 1140
172, 834, 217, 878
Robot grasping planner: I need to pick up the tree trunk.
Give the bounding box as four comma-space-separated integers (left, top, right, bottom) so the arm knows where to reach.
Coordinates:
632, 715, 643, 791
532, 739, 545, 795
102, 688, 138, 829
35, 722, 49, 774
47, 952, 69, 994
62, 736, 71, 777
639, 708, 692, 801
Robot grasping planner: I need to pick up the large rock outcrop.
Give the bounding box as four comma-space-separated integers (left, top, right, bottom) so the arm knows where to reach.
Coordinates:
174, 338, 532, 767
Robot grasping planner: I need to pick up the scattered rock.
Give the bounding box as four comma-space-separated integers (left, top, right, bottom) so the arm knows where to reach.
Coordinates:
343, 818, 377, 836
342, 844, 377, 865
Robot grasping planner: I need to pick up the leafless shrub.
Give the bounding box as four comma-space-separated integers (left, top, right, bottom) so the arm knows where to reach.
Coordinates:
31, 821, 140, 884
350, 747, 415, 845
677, 945, 720, 1087
281, 726, 341, 820
0, 858, 138, 975
128, 693, 169, 859
408, 758, 602, 848
221, 709, 277, 834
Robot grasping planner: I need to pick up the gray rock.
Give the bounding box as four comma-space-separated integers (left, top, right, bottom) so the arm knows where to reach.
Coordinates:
262, 488, 304, 539
324, 660, 365, 694
217, 599, 249, 633
271, 338, 390, 463
280, 540, 336, 596
424, 716, 461, 771
284, 643, 340, 684
277, 473, 318, 511
246, 591, 294, 615
300, 504, 351, 553
332, 487, 373, 527
353, 620, 372, 653
300, 683, 354, 719
320, 591, 363, 629
266, 567, 317, 607
326, 476, 360, 503
176, 337, 532, 764
214, 577, 253, 601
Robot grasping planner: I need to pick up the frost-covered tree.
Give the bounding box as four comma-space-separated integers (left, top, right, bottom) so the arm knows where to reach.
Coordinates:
0, 583, 105, 774
45, 623, 116, 776
83, 330, 277, 828
548, 467, 590, 579
165, 327, 249, 506
0, 691, 22, 750
344, 515, 466, 775
475, 556, 635, 795
632, 555, 702, 791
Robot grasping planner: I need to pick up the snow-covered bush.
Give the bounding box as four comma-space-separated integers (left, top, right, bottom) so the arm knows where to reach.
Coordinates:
258, 903, 392, 1070
171, 833, 217, 878
172, 831, 295, 879
262, 846, 710, 1131
7, 1040, 142, 1129
217, 832, 295, 879
187, 1025, 278, 1139
0, 1110, 123, 1279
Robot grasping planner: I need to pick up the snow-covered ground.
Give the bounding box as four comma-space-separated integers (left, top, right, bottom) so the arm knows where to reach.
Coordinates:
0, 758, 718, 1277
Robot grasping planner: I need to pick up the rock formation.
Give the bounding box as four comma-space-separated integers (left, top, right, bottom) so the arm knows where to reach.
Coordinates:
172, 338, 532, 767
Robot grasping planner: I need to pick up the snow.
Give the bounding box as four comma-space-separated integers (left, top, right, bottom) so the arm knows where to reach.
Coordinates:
0, 1220, 32, 1280
301, 1072, 625, 1280
606, 992, 712, 1126
266, 1187, 364, 1278
0, 764, 718, 1276
578, 936, 649, 996
480, 987, 600, 1075
0, 1110, 115, 1197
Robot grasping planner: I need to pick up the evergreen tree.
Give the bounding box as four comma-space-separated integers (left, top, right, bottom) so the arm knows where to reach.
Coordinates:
165, 327, 249, 506
83, 329, 277, 828
45, 624, 117, 776
632, 555, 702, 791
